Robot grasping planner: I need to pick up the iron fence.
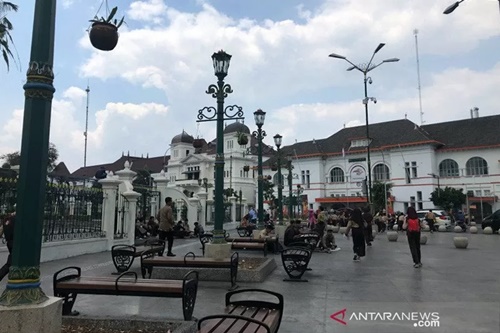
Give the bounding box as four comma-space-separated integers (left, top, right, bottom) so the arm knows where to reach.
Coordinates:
0, 177, 104, 242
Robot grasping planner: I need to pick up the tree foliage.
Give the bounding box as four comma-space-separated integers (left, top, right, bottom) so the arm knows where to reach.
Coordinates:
1, 142, 59, 171
371, 181, 393, 212
429, 186, 466, 210
0, 1, 19, 70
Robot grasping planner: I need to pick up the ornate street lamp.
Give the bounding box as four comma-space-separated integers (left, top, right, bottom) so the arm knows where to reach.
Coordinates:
443, 0, 500, 15
287, 154, 294, 219
0, 1, 57, 306
329, 44, 399, 206
273, 134, 283, 224
197, 50, 244, 242
253, 109, 266, 226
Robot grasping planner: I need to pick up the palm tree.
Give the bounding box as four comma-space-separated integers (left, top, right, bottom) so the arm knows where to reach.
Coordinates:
0, 1, 19, 70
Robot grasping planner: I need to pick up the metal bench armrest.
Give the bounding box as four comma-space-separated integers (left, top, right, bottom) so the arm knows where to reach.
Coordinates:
198, 314, 272, 333
226, 288, 284, 312
53, 266, 81, 291
184, 252, 196, 265
115, 271, 137, 291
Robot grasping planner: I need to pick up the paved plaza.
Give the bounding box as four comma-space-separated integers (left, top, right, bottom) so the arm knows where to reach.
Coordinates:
1, 230, 499, 333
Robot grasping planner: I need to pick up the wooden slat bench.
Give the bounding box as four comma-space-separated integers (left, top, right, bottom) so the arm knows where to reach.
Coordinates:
141, 251, 239, 290
198, 289, 284, 333
111, 239, 165, 273
231, 241, 267, 257
53, 266, 198, 320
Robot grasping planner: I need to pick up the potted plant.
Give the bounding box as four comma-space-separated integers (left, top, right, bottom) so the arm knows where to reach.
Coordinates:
89, 6, 125, 51
236, 132, 248, 146
193, 138, 204, 149
243, 165, 250, 172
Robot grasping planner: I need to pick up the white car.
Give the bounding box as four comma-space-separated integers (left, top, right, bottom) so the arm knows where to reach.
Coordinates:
417, 210, 452, 231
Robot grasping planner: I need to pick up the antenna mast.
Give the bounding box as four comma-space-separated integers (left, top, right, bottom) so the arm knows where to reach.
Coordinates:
414, 29, 424, 125
84, 84, 90, 167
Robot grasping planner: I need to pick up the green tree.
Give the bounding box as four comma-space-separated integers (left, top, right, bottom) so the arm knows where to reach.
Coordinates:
430, 186, 466, 211
263, 178, 276, 204
0, 142, 59, 171
0, 1, 19, 70
371, 181, 393, 212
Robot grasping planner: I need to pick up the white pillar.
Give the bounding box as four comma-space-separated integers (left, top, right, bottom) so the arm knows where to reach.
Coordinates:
154, 170, 169, 209
69, 197, 75, 216
188, 197, 200, 230
230, 196, 237, 223
206, 199, 214, 224
175, 199, 184, 221
242, 198, 248, 215
99, 178, 122, 247
86, 201, 92, 216
122, 190, 141, 245
197, 191, 208, 227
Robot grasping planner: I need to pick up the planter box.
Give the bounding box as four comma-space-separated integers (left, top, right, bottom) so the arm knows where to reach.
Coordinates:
62, 317, 196, 333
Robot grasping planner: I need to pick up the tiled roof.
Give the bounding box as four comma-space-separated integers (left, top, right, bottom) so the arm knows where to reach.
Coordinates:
49, 162, 71, 177
71, 155, 168, 178
421, 114, 500, 151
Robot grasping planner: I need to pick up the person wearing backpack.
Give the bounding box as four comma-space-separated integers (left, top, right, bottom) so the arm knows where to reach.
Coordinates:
403, 206, 423, 268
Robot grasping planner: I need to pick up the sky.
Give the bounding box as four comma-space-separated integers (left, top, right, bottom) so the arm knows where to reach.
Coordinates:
0, 0, 499, 172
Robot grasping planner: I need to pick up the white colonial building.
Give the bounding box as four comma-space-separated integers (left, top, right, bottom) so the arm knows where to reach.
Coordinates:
262, 114, 500, 220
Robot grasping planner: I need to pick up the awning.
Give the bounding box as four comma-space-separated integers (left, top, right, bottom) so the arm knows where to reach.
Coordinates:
468, 196, 497, 203
315, 197, 367, 203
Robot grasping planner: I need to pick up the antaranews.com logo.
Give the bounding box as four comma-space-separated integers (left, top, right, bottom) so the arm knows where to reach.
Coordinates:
331, 308, 440, 328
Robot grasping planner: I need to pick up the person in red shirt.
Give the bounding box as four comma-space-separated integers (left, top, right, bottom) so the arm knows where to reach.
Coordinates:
403, 206, 424, 268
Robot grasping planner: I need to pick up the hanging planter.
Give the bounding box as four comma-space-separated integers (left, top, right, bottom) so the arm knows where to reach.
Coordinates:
236, 132, 248, 146
89, 6, 125, 51
271, 164, 278, 171
243, 165, 250, 172
193, 138, 204, 149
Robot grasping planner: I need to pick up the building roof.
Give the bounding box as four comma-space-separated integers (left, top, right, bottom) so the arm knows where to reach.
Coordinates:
224, 121, 250, 134
421, 114, 500, 151
71, 155, 168, 178
171, 130, 194, 144
49, 162, 71, 178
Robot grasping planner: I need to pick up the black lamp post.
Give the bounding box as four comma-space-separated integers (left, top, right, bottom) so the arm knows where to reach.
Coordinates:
329, 44, 399, 206
197, 50, 244, 242
287, 154, 293, 220
198, 177, 209, 224
253, 109, 266, 227
0, 0, 57, 306
443, 0, 500, 15
273, 134, 284, 224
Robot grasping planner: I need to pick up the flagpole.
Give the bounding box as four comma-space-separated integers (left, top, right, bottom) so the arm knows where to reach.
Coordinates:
343, 148, 348, 208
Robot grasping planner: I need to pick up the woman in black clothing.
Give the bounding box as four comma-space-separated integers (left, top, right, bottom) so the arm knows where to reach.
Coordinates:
345, 208, 366, 261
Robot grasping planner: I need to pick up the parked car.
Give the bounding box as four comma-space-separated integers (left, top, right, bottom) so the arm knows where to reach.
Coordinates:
481, 209, 500, 233
417, 210, 452, 231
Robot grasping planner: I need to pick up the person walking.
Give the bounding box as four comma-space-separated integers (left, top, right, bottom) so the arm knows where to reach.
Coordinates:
0, 209, 16, 281
345, 208, 366, 261
156, 197, 175, 256
425, 209, 436, 233
403, 206, 423, 268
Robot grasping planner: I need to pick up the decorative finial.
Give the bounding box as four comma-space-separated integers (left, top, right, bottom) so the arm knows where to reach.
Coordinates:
160, 169, 165, 176
124, 160, 130, 169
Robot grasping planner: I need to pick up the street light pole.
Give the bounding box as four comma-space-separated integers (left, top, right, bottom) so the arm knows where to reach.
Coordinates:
329, 44, 399, 206
274, 134, 283, 224
0, 0, 56, 306
287, 154, 293, 220
443, 0, 500, 15
253, 109, 267, 227
197, 50, 244, 242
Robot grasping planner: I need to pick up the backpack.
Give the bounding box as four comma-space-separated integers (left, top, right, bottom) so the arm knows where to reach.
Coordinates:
407, 218, 420, 232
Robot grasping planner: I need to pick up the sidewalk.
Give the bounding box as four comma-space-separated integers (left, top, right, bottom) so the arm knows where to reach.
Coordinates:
0, 231, 499, 333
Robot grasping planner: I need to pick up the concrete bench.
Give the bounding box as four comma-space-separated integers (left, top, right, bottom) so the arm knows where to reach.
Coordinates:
53, 266, 198, 320
141, 250, 239, 290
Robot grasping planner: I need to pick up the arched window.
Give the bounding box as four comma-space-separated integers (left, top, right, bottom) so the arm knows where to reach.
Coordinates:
439, 159, 459, 177
273, 173, 284, 186
373, 164, 390, 181
329, 167, 345, 183
466, 157, 488, 176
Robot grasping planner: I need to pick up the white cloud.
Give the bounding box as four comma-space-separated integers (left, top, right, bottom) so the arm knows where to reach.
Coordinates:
62, 0, 75, 9
127, 0, 169, 24
2, 0, 499, 171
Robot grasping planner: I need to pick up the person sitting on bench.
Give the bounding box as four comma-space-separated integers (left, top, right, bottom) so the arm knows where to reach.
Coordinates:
284, 220, 303, 246
193, 222, 204, 237
146, 216, 159, 236
173, 221, 191, 238
260, 224, 277, 253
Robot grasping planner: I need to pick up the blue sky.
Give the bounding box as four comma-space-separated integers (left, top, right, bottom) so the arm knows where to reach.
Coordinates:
0, 0, 499, 172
